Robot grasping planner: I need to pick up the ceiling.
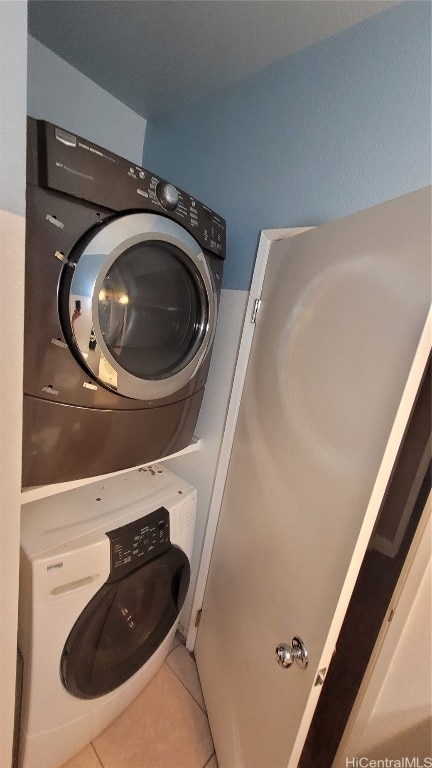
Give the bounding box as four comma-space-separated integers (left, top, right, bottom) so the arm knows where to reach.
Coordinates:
28, 0, 399, 120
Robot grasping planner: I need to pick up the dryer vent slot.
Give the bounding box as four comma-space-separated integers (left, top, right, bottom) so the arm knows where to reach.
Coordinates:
51, 574, 99, 596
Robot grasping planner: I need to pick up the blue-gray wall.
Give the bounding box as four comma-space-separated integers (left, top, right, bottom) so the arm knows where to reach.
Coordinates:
143, 2, 431, 291
27, 36, 147, 166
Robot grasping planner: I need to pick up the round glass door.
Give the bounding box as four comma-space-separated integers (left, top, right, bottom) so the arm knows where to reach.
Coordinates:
98, 240, 205, 380
61, 545, 190, 699
63, 213, 217, 400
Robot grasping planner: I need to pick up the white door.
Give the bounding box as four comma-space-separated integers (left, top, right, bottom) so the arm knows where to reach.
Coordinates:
194, 187, 431, 768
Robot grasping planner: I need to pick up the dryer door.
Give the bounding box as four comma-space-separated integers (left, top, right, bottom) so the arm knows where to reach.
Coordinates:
60, 545, 190, 699
60, 213, 217, 400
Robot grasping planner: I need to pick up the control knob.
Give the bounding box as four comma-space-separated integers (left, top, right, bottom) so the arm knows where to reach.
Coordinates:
156, 182, 179, 210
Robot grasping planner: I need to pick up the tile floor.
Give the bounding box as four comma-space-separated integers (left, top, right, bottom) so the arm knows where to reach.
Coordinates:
60, 636, 218, 768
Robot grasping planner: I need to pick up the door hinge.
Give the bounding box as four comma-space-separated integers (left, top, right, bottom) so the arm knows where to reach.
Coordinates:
251, 298, 262, 324
195, 609, 202, 628
314, 668, 327, 686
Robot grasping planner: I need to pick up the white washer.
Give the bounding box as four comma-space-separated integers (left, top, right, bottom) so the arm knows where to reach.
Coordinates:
18, 464, 196, 768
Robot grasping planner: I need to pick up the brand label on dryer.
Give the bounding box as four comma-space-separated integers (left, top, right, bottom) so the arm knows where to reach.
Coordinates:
55, 128, 77, 147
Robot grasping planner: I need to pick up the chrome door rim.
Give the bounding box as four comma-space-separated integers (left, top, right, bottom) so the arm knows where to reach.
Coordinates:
68, 213, 216, 400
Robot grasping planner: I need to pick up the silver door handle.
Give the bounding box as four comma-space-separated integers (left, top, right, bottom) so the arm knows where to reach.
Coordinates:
275, 637, 308, 669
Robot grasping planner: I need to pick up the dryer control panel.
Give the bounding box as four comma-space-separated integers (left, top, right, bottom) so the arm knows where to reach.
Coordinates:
27, 118, 226, 258
106, 506, 171, 582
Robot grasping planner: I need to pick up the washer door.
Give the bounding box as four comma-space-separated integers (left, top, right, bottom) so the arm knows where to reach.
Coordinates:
62, 213, 217, 400
60, 545, 190, 699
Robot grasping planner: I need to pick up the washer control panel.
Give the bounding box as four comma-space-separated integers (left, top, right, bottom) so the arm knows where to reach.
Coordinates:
106, 506, 171, 581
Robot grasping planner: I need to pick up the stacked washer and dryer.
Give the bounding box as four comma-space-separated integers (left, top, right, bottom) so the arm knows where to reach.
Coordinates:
18, 120, 226, 768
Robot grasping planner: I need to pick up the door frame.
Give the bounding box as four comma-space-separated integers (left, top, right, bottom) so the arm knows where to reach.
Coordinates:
335, 492, 431, 762
186, 227, 312, 650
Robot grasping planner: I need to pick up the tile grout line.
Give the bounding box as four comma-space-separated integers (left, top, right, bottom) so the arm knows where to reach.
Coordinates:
167, 636, 182, 657
169, 651, 216, 765
87, 641, 206, 768
165, 658, 208, 716
91, 741, 105, 768
203, 751, 216, 768
90, 669, 214, 768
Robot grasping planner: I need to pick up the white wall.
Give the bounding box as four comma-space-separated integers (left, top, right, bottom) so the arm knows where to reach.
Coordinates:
0, 3, 27, 767
27, 36, 146, 164
165, 288, 248, 632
